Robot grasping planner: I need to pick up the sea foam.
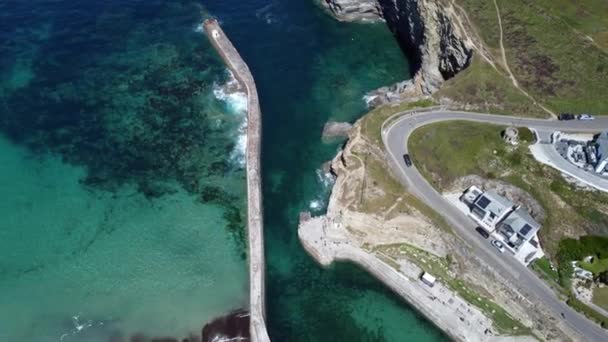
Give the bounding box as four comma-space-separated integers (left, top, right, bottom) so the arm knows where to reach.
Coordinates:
213, 70, 248, 168
308, 168, 336, 212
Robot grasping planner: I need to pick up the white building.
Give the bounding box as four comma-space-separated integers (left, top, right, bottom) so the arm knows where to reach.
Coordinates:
497, 207, 541, 251
461, 186, 514, 231
459, 186, 545, 265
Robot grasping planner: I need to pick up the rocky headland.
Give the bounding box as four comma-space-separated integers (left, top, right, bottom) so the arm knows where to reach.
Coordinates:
299, 113, 584, 341
319, 0, 473, 106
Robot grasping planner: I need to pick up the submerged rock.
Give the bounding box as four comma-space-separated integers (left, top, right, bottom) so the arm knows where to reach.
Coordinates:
202, 309, 250, 342
322, 121, 352, 140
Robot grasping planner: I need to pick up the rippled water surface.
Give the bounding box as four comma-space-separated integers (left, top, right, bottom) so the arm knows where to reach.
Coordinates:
0, 0, 445, 340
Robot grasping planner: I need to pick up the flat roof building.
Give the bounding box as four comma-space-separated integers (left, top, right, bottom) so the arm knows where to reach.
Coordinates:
470, 190, 514, 230
497, 207, 541, 251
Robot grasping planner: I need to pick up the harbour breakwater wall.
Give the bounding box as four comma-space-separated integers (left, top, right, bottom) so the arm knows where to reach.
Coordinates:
319, 0, 473, 105
203, 19, 270, 342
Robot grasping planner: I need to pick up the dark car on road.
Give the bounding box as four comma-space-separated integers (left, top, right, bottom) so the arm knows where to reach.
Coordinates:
558, 113, 575, 121
475, 227, 490, 239
403, 154, 412, 167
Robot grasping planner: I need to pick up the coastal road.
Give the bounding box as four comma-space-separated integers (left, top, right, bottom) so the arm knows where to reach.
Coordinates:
381, 109, 608, 342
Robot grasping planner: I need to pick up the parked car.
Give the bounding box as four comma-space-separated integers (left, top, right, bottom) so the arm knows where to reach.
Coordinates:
578, 114, 595, 120
403, 154, 412, 167
491, 239, 505, 253
558, 113, 575, 121
475, 227, 490, 239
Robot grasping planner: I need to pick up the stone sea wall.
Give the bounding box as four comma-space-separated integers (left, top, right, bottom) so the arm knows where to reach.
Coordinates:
319, 0, 473, 105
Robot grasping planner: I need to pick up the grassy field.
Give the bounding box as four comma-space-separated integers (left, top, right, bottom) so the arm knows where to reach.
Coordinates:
445, 0, 608, 115
407, 120, 608, 325
531, 257, 560, 285
376, 243, 531, 335
593, 287, 608, 311
435, 59, 545, 117
408, 121, 608, 257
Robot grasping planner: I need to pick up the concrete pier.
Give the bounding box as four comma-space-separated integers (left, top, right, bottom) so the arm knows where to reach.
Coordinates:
203, 19, 270, 342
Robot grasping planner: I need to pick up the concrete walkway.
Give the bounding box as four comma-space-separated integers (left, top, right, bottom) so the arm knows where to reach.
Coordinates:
298, 215, 535, 342
203, 19, 270, 342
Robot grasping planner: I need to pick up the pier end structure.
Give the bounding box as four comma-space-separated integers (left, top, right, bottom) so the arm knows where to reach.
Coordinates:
203, 19, 270, 342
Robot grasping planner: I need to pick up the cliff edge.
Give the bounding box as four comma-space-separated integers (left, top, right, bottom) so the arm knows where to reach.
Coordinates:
319, 0, 473, 105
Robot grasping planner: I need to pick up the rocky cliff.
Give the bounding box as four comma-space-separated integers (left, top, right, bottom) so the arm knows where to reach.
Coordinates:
318, 0, 383, 21
320, 0, 473, 105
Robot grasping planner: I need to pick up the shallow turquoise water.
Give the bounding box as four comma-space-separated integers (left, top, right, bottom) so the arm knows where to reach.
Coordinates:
0, 1, 248, 340
0, 0, 446, 340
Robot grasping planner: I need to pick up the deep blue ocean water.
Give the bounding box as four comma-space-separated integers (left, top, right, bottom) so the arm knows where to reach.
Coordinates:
0, 0, 445, 340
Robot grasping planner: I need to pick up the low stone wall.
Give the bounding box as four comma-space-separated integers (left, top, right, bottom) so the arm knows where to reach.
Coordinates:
203, 19, 270, 342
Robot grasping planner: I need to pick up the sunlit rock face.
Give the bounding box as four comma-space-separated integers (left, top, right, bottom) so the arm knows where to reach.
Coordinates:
321, 0, 473, 104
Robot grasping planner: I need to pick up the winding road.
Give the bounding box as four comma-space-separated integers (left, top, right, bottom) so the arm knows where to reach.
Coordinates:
381, 108, 608, 342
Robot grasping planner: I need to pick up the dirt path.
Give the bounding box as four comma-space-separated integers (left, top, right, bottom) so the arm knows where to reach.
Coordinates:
492, 0, 556, 118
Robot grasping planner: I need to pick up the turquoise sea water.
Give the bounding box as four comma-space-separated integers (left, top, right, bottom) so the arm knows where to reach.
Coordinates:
0, 0, 446, 341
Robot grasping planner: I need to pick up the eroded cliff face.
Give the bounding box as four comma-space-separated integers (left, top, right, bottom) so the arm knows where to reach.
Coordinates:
321, 0, 473, 105
319, 0, 383, 21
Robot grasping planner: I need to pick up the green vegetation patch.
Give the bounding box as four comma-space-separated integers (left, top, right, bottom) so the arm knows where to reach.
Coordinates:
454, 0, 608, 114
580, 258, 608, 275
557, 236, 608, 265
593, 287, 608, 311
557, 236, 608, 285
531, 257, 559, 284
434, 59, 546, 117
408, 121, 521, 189
567, 295, 608, 328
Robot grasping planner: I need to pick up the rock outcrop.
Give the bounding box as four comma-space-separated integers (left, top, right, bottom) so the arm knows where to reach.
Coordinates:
320, 0, 473, 105
318, 0, 383, 21
322, 121, 353, 140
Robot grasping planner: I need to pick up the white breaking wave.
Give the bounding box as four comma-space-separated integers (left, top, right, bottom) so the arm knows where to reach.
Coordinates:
308, 168, 336, 211
212, 78, 248, 114
309, 200, 322, 210
316, 168, 335, 188
213, 70, 248, 168
229, 118, 248, 168
194, 23, 205, 33
363, 94, 378, 108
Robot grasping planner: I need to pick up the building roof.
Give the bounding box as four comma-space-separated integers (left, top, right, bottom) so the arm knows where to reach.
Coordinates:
475, 190, 514, 217
501, 207, 541, 241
